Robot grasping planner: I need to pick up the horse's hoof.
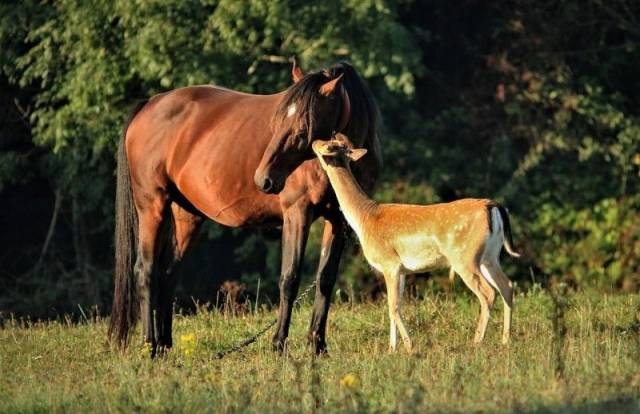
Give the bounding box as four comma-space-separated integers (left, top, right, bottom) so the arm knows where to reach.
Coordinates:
156, 344, 172, 357
314, 348, 330, 358
272, 338, 288, 355
308, 334, 328, 356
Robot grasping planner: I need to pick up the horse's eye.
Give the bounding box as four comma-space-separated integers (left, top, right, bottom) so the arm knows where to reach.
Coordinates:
297, 135, 308, 151
293, 133, 307, 150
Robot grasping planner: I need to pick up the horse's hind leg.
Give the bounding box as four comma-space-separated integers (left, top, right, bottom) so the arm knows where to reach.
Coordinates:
155, 203, 203, 352
134, 191, 168, 357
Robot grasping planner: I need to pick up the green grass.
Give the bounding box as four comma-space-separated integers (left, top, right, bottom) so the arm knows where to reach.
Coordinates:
2, 289, 639, 413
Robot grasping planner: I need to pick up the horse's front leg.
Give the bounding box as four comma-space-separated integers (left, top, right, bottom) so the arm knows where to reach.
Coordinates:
272, 204, 312, 353
308, 215, 346, 355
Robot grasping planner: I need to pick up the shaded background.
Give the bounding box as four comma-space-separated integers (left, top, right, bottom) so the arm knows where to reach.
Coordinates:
1, 0, 638, 319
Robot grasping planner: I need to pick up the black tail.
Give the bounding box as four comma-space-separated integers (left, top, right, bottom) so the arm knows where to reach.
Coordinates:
108, 100, 147, 347
496, 205, 520, 258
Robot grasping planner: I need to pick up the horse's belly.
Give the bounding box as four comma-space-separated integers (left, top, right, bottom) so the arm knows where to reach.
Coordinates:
171, 154, 283, 227
197, 193, 282, 227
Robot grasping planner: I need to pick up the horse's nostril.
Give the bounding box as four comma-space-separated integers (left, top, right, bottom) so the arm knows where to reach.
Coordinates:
262, 178, 273, 192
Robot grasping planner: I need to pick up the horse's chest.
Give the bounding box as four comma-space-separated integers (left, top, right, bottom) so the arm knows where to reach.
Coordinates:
279, 161, 331, 208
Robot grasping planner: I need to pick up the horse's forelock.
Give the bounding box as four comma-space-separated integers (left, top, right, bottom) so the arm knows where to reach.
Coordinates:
272, 70, 326, 137
272, 62, 381, 166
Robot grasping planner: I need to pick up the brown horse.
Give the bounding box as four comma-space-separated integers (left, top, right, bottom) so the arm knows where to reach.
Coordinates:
109, 61, 381, 356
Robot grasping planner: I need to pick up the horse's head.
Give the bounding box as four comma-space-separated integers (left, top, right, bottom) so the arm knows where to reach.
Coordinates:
254, 62, 356, 194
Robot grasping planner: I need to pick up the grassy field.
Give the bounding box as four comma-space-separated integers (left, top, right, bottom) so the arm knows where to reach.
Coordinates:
2, 288, 640, 413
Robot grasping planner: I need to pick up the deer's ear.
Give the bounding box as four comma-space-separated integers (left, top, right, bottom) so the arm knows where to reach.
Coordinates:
334, 133, 355, 149
348, 148, 368, 162
312, 140, 337, 156
291, 58, 304, 83
319, 74, 344, 96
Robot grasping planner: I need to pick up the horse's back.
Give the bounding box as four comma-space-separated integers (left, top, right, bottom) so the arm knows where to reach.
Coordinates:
132, 85, 272, 131
126, 84, 279, 175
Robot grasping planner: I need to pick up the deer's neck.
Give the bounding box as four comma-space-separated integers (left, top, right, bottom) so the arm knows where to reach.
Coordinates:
324, 164, 377, 239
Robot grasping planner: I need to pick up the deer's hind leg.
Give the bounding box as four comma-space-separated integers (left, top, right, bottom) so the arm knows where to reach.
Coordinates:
453, 264, 496, 344
479, 260, 514, 344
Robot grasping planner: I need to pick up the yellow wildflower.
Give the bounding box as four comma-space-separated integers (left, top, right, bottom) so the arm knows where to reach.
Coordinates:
180, 333, 197, 343
340, 373, 359, 389
179, 333, 197, 357
140, 342, 152, 358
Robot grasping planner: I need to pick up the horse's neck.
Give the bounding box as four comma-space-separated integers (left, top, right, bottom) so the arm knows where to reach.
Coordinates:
364, 134, 383, 171
324, 164, 377, 238
348, 135, 381, 194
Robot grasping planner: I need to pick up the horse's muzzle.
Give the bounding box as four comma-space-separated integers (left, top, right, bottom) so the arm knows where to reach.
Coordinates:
260, 177, 274, 193
254, 172, 283, 194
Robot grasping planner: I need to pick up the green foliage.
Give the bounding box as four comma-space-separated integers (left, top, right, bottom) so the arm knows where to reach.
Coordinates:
7, 0, 420, 154
530, 197, 640, 289
0, 151, 28, 192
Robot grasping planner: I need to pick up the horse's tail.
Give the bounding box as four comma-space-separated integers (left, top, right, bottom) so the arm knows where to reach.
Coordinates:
496, 205, 520, 258
108, 100, 147, 347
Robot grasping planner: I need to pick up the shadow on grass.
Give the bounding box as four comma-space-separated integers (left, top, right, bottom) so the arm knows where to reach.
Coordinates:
527, 396, 638, 413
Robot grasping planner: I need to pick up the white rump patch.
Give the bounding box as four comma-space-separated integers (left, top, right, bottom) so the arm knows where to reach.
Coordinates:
287, 104, 297, 117
480, 264, 499, 290
478, 207, 505, 290
491, 207, 502, 234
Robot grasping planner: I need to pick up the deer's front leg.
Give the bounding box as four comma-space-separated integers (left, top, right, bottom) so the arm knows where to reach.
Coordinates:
384, 271, 412, 353
389, 310, 398, 351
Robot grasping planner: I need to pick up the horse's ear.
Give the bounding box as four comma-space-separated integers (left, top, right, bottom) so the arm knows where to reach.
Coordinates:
348, 148, 368, 162
292, 58, 304, 83
319, 73, 344, 96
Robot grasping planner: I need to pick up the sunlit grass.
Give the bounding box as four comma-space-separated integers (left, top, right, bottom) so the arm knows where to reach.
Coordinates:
1, 290, 639, 412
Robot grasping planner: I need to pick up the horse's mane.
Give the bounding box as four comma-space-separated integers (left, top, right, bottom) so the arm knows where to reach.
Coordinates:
272, 61, 382, 169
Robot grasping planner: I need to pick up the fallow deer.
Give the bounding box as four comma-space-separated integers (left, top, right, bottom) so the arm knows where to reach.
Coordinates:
312, 137, 519, 352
